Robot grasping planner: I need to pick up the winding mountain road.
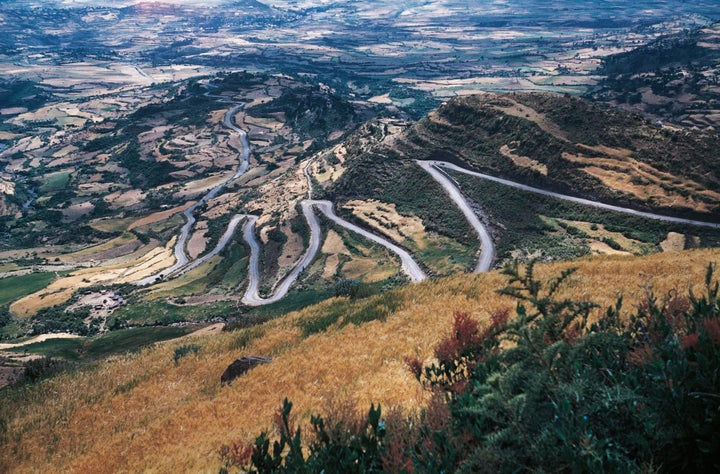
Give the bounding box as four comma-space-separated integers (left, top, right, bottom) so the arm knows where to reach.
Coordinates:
429, 160, 720, 229
241, 165, 427, 305
135, 98, 426, 301
134, 98, 720, 304
241, 202, 324, 306
417, 160, 496, 272
134, 104, 249, 286
179, 214, 246, 275
309, 200, 427, 282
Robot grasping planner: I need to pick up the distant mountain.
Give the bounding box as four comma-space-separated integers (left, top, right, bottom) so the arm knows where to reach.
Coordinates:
587, 21, 720, 130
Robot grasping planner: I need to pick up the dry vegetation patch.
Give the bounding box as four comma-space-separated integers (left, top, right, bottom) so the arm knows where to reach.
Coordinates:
320, 229, 350, 279
557, 219, 643, 254
563, 149, 719, 205
342, 199, 426, 245
660, 231, 687, 252
494, 99, 569, 142
253, 166, 308, 228
311, 146, 347, 185
128, 202, 194, 230
588, 241, 632, 256
2, 249, 719, 472
499, 144, 548, 175
9, 239, 177, 317
187, 220, 209, 260
580, 166, 713, 212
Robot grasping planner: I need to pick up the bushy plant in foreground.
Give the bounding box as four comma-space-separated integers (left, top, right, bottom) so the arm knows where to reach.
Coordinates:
219, 399, 389, 473
225, 262, 720, 473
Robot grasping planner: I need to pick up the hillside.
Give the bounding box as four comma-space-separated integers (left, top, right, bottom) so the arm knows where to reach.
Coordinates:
332, 93, 720, 221
1, 247, 719, 472
587, 21, 720, 130
0, 72, 371, 337
328, 92, 720, 265
400, 93, 720, 218
4, 86, 720, 351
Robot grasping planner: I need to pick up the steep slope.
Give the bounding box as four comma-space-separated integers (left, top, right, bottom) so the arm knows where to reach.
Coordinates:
1, 247, 719, 472
390, 92, 720, 219
328, 92, 720, 267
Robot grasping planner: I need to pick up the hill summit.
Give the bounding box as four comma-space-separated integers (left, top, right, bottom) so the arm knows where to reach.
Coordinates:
399, 93, 720, 218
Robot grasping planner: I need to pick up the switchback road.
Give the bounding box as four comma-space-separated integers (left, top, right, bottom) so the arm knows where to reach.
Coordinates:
429, 160, 720, 229
416, 160, 495, 272
135, 104, 249, 286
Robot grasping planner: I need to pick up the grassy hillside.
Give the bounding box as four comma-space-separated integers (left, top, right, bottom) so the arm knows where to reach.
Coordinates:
1, 247, 719, 472
328, 92, 720, 265
390, 93, 720, 220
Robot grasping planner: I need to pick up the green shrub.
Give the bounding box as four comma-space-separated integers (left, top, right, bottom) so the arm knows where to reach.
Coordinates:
19, 357, 72, 384
233, 262, 720, 472
602, 236, 623, 250
173, 344, 200, 365
221, 399, 387, 473
413, 261, 720, 472
228, 327, 266, 351
334, 279, 360, 298
300, 311, 343, 337
0, 306, 10, 329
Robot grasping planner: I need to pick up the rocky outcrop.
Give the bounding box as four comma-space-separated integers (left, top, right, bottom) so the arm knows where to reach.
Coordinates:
220, 356, 271, 385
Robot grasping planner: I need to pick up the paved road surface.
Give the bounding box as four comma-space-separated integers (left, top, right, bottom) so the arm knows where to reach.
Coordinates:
430, 160, 720, 229
242, 200, 427, 306
417, 160, 495, 272
179, 214, 246, 275
134, 104, 250, 286
241, 203, 323, 306
310, 200, 427, 282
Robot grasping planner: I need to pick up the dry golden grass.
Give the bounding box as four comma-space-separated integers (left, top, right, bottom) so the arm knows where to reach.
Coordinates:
588, 241, 632, 256
312, 147, 346, 184
556, 218, 643, 254
320, 229, 350, 279
562, 151, 720, 212
342, 257, 398, 283
470, 95, 720, 214
242, 114, 285, 131
494, 99, 569, 142
88, 216, 138, 233
2, 248, 719, 473
342, 199, 426, 245
499, 144, 548, 175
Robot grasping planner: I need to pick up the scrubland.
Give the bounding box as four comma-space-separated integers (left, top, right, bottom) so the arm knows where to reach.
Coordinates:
1, 247, 718, 472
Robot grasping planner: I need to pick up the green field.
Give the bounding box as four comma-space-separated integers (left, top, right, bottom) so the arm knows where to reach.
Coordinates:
0, 272, 58, 307
112, 298, 237, 326
40, 170, 71, 192
6, 326, 193, 361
